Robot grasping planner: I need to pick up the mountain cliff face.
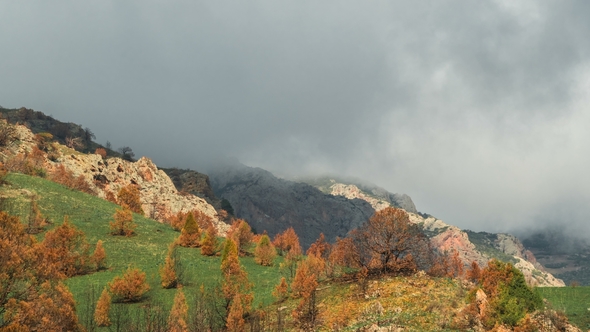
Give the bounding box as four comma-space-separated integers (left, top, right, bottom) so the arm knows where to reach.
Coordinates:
208, 164, 375, 249
211, 167, 563, 286
300, 177, 418, 213
0, 120, 230, 235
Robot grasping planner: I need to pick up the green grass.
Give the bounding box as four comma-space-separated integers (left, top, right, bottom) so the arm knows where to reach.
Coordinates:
1, 173, 284, 330
538, 286, 590, 329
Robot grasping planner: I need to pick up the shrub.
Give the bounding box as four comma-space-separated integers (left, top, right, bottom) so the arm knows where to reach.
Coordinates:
254, 234, 276, 266
109, 267, 150, 302
49, 165, 94, 194
160, 242, 180, 289
95, 148, 107, 159
200, 223, 218, 256
227, 219, 253, 255
94, 288, 111, 327
117, 184, 144, 215
109, 209, 136, 237
38, 216, 92, 278
178, 212, 201, 247
92, 240, 107, 270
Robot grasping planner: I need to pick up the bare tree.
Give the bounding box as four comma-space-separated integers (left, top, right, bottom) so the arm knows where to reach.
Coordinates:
118, 146, 135, 161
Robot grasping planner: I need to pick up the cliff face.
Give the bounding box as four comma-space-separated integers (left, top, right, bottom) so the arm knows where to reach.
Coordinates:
0, 121, 229, 235
209, 164, 375, 249
408, 213, 564, 286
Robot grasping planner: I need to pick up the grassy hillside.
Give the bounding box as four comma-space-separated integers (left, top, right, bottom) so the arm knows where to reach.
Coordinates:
0, 173, 283, 330
3, 172, 586, 331
538, 286, 590, 330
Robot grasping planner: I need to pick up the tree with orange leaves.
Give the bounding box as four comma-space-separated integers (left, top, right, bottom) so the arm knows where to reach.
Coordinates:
466, 261, 482, 283
4, 280, 82, 331
352, 207, 431, 274
291, 259, 319, 331
92, 240, 107, 271
220, 239, 252, 316
178, 212, 201, 247
273, 227, 302, 256
109, 208, 136, 237
272, 277, 289, 302
254, 233, 276, 266
227, 219, 253, 255
201, 223, 218, 256
328, 237, 361, 277
160, 242, 179, 289
168, 288, 188, 332
94, 287, 111, 327
117, 184, 144, 215
274, 227, 303, 278
226, 293, 246, 332
38, 216, 91, 278
108, 266, 150, 302
306, 233, 331, 259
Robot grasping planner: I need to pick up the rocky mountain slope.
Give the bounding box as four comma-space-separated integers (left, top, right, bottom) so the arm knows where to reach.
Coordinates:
0, 119, 230, 234
301, 176, 418, 213
208, 163, 375, 249
211, 167, 563, 286
0, 108, 565, 286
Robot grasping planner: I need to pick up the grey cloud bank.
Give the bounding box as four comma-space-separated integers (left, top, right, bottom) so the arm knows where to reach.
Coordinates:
1, 1, 590, 236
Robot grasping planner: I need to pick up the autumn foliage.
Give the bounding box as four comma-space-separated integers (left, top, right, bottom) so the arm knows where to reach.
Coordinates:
108, 266, 150, 302
160, 242, 179, 289
178, 212, 201, 247
254, 233, 276, 266
220, 239, 252, 318
95, 147, 107, 159
117, 184, 144, 215
227, 218, 254, 255
168, 288, 189, 332
94, 287, 112, 327
273, 227, 302, 256
200, 223, 218, 256
92, 240, 107, 270
49, 164, 94, 194
272, 277, 289, 302
37, 216, 92, 278
0, 211, 82, 331
4, 281, 82, 331
351, 207, 432, 274
291, 259, 319, 330
109, 208, 136, 236
461, 259, 543, 329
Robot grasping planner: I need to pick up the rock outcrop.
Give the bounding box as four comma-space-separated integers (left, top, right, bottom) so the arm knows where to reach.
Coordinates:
208, 163, 375, 249
408, 212, 564, 287
0, 120, 229, 235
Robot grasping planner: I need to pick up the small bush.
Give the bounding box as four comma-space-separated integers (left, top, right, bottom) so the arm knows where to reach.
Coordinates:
109, 267, 150, 302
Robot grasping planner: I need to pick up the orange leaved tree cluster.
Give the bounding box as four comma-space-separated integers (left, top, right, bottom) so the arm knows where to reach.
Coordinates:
49, 164, 94, 194
273, 227, 303, 278
0, 211, 84, 331
227, 218, 253, 255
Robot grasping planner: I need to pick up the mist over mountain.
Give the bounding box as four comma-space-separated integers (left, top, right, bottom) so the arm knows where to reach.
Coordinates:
2, 1, 590, 240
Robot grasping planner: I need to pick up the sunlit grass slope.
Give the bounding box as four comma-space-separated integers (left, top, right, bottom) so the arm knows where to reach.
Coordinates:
538, 286, 590, 330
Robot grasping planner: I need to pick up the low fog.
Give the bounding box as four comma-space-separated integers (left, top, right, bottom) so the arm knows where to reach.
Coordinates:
1, 1, 590, 237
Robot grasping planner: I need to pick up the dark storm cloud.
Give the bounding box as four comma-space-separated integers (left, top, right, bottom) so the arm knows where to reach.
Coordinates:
1, 1, 590, 235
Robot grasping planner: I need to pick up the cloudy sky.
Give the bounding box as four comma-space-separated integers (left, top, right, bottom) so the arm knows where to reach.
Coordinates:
1, 1, 590, 235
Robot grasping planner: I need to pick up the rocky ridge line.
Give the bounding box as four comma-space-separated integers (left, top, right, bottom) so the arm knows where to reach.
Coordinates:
1, 121, 229, 235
